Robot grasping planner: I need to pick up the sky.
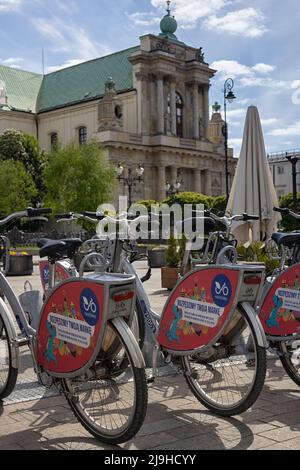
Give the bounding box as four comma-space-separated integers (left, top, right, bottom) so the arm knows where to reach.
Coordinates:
0, 0, 300, 156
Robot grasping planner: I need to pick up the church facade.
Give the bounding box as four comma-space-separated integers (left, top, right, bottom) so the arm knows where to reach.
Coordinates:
0, 6, 235, 202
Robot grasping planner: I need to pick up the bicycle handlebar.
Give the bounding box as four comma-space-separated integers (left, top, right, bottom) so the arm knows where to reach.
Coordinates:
273, 207, 300, 219
83, 211, 106, 221
27, 208, 52, 218
0, 208, 52, 226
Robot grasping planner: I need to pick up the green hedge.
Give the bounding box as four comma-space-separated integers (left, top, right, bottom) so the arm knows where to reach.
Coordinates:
138, 193, 227, 215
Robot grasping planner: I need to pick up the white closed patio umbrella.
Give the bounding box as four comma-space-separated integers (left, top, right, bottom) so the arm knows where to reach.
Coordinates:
226, 105, 281, 243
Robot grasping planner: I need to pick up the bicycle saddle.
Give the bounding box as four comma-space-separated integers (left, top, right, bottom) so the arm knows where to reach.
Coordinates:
272, 232, 300, 248
38, 238, 82, 259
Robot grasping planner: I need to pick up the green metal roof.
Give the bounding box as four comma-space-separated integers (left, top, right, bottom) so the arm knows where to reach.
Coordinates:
0, 65, 42, 113
0, 46, 138, 115
37, 46, 139, 113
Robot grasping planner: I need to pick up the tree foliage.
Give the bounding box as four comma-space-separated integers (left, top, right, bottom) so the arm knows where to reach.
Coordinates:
0, 160, 37, 215
43, 140, 116, 214
0, 129, 45, 201
279, 193, 300, 231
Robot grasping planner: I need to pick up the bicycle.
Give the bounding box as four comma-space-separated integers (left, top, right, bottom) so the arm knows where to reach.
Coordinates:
92, 210, 268, 417
184, 208, 300, 389
259, 206, 300, 386
0, 208, 148, 444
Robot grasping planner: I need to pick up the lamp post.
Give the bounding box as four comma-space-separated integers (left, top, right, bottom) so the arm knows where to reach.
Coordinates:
116, 163, 145, 207
222, 78, 236, 203
166, 172, 183, 197
286, 153, 300, 212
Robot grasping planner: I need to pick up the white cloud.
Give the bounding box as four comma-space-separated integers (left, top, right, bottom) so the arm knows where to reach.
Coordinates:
0, 0, 21, 12
128, 12, 160, 27
34, 17, 112, 64
0, 57, 24, 68
211, 60, 276, 81
204, 8, 268, 38
227, 108, 247, 119
261, 118, 279, 126
268, 122, 300, 137
252, 63, 276, 74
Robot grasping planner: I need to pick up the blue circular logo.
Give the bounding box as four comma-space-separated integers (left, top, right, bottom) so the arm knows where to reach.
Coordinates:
43, 266, 50, 283
211, 274, 232, 308
80, 288, 100, 326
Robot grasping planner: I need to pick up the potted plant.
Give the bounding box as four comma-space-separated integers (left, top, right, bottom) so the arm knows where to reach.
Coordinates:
161, 236, 181, 290
5, 250, 34, 276
148, 245, 166, 268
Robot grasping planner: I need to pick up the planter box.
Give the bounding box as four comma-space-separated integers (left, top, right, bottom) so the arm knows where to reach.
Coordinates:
161, 267, 180, 290
148, 249, 166, 268
6, 255, 33, 277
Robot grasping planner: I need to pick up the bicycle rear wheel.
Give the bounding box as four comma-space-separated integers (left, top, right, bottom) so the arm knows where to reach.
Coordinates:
279, 340, 300, 386
60, 320, 147, 444
181, 304, 266, 416
0, 315, 18, 400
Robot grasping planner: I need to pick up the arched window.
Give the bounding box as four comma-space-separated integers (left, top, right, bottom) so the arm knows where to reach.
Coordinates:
167, 92, 184, 137
50, 132, 58, 151
78, 126, 87, 145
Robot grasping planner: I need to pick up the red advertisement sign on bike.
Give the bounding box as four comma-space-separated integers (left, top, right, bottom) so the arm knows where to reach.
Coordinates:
259, 264, 300, 336
37, 280, 104, 374
39, 260, 71, 292
158, 267, 241, 352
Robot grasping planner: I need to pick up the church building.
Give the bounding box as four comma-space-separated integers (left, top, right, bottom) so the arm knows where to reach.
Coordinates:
0, 3, 235, 202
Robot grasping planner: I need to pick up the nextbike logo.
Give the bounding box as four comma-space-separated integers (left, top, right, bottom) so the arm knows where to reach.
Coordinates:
43, 266, 50, 282
80, 288, 100, 326
212, 274, 232, 308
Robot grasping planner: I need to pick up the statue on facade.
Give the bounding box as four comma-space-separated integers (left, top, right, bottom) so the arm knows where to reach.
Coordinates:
196, 47, 205, 63
199, 116, 205, 139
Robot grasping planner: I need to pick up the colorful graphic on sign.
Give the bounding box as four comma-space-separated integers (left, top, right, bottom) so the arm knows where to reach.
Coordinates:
259, 264, 300, 336
158, 267, 241, 352
37, 281, 104, 374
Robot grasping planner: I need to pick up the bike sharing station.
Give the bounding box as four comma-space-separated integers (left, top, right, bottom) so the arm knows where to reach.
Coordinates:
2, 206, 300, 445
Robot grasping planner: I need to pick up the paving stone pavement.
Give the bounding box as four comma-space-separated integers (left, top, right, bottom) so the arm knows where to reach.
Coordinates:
1, 263, 300, 450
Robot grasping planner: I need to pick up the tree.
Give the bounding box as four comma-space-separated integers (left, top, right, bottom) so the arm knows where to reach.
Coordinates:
43, 140, 116, 214
0, 160, 37, 215
0, 129, 45, 202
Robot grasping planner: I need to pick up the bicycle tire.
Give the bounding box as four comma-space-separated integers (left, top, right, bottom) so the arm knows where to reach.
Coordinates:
279, 341, 300, 386
181, 304, 266, 416
0, 315, 18, 400
60, 320, 148, 444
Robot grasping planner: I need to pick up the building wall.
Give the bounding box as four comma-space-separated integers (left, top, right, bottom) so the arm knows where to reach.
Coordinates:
0, 110, 37, 136
37, 91, 137, 153
269, 158, 300, 198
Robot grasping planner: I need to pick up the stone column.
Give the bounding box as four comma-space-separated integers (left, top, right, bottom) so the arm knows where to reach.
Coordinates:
170, 80, 177, 136
204, 169, 212, 196
157, 74, 165, 135
150, 75, 157, 135
157, 165, 166, 201
203, 85, 209, 139
136, 73, 150, 135
193, 82, 200, 140
194, 169, 202, 193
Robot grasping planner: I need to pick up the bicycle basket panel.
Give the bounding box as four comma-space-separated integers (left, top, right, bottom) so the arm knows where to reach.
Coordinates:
37, 280, 105, 374
158, 267, 241, 352
259, 263, 300, 336
39, 260, 71, 293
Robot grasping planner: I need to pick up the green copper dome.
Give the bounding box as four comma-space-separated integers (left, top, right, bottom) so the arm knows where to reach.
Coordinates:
160, 14, 177, 35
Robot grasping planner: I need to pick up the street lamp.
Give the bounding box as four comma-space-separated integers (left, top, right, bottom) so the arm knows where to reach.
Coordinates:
286, 153, 300, 212
222, 78, 236, 203
116, 162, 145, 207
166, 172, 183, 196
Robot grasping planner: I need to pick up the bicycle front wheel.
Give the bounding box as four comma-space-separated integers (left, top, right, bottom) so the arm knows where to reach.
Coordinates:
181, 304, 266, 416
0, 315, 18, 400
61, 321, 148, 444
279, 340, 300, 386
